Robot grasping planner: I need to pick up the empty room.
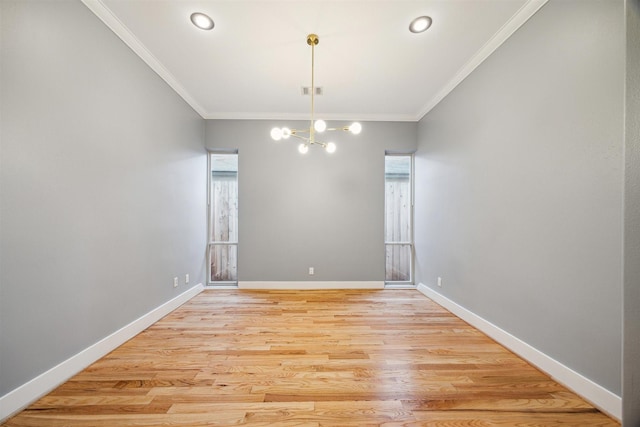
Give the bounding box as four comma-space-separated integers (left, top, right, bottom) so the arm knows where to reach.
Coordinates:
1, 0, 639, 426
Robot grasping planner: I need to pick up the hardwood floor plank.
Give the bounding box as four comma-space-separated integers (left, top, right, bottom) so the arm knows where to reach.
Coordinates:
1, 290, 619, 426
412, 410, 617, 426
3, 413, 247, 427
32, 395, 155, 407
401, 391, 596, 412
168, 401, 314, 414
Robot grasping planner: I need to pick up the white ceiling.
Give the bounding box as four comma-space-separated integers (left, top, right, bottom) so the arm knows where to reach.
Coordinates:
83, 0, 547, 121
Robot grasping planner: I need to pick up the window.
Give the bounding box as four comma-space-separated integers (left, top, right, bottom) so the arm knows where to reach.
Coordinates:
385, 154, 413, 284
208, 153, 238, 284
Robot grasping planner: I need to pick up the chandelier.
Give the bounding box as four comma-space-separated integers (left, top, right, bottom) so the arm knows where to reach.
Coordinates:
270, 34, 362, 154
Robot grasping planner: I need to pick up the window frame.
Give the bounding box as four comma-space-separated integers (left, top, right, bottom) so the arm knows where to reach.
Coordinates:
207, 151, 239, 286
384, 153, 415, 286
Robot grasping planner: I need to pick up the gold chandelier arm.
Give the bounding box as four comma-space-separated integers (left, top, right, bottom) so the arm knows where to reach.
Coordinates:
289, 132, 310, 143
288, 128, 310, 135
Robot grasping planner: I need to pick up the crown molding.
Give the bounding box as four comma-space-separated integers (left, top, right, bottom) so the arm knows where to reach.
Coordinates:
203, 112, 419, 122
82, 0, 548, 123
416, 0, 549, 121
80, 0, 208, 118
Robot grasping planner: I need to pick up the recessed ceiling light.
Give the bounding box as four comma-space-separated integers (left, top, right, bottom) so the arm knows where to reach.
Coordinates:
190, 12, 214, 31
409, 15, 432, 33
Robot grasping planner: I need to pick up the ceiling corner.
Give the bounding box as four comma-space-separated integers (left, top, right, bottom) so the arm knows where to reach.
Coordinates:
80, 0, 207, 119
415, 0, 550, 121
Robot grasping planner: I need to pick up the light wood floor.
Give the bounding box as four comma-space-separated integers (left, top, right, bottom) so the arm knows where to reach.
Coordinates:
2, 290, 619, 426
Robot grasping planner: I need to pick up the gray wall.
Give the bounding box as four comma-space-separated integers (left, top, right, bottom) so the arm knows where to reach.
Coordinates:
624, 0, 640, 423
414, 0, 624, 395
0, 0, 206, 396
206, 120, 416, 282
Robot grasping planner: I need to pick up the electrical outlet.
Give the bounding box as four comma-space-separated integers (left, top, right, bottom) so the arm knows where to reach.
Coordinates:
173, 277, 179, 288
185, 274, 189, 284
308, 267, 314, 275
437, 277, 442, 287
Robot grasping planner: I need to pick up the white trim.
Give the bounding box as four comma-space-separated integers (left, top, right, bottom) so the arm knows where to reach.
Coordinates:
203, 112, 419, 122
416, 0, 549, 120
238, 281, 384, 290
0, 284, 204, 423
206, 284, 239, 290
384, 283, 417, 289
80, 0, 207, 118
79, 0, 415, 123
80, 0, 549, 123
416, 283, 621, 421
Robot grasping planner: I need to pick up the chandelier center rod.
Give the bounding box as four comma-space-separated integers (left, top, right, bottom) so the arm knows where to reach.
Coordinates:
308, 34, 319, 144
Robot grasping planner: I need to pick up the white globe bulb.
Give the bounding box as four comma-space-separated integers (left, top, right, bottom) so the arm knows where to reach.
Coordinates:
281, 127, 292, 139
270, 127, 283, 141
298, 143, 309, 154
314, 119, 327, 133
349, 122, 362, 135
325, 142, 337, 153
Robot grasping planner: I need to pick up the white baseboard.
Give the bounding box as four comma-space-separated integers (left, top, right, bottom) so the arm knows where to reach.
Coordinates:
0, 284, 204, 423
238, 281, 384, 290
205, 284, 239, 289
4, 282, 618, 421
416, 283, 621, 421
